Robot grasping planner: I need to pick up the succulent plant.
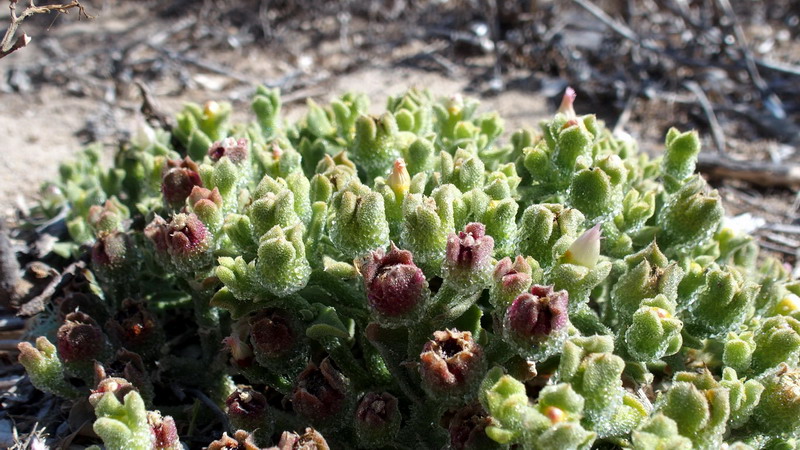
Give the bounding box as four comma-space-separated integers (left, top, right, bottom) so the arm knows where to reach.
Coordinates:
16, 86, 800, 448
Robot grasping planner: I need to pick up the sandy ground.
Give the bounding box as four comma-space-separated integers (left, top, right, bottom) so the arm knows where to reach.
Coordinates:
0, 67, 548, 215
0, 1, 560, 216
1, 88, 93, 213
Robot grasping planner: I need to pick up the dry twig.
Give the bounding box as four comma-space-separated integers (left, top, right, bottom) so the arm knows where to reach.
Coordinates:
683, 81, 726, 154
0, 0, 91, 59
763, 223, 800, 235
135, 81, 173, 132
697, 154, 800, 189
756, 240, 796, 257
0, 221, 20, 309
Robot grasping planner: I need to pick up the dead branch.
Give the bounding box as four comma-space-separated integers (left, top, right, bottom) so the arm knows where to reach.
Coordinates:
697, 154, 800, 189
756, 240, 797, 257
136, 81, 173, 132
150, 45, 257, 85
612, 90, 636, 135
763, 223, 800, 235
0, 221, 20, 309
763, 232, 800, 249
0, 0, 92, 59
683, 81, 726, 154
755, 58, 800, 78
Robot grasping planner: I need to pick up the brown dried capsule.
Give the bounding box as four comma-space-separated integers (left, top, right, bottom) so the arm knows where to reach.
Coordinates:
446, 404, 502, 450
419, 329, 486, 400
226, 388, 272, 443
292, 358, 350, 429
105, 299, 162, 359
57, 311, 107, 365
354, 392, 401, 447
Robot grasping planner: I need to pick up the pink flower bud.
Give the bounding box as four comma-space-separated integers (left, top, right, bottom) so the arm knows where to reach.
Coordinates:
544, 406, 565, 424
271, 143, 284, 160
356, 243, 428, 321
90, 376, 138, 407
419, 329, 486, 399
162, 157, 203, 208
491, 256, 533, 307
387, 158, 411, 199
209, 137, 248, 164
443, 223, 495, 287
188, 186, 223, 210
561, 118, 579, 130
504, 285, 569, 343
149, 413, 179, 450
222, 321, 253, 370
558, 86, 577, 117
223, 333, 254, 368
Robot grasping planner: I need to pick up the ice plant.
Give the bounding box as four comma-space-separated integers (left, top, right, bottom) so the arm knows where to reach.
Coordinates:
15, 87, 800, 448
18, 337, 80, 399
753, 364, 800, 438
